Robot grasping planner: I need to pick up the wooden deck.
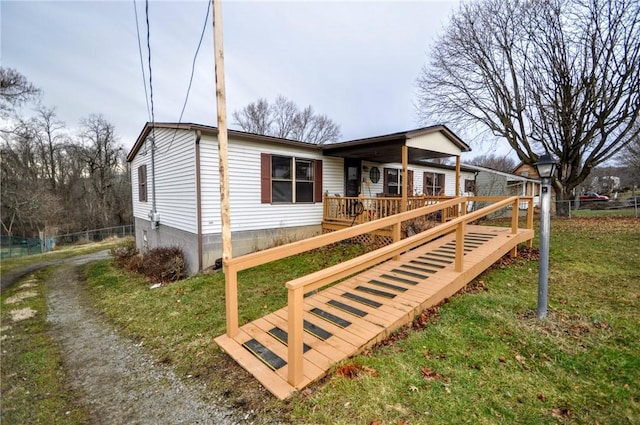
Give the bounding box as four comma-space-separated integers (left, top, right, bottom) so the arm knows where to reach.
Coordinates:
215, 223, 533, 399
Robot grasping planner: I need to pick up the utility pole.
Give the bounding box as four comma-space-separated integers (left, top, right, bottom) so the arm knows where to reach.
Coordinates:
212, 0, 232, 264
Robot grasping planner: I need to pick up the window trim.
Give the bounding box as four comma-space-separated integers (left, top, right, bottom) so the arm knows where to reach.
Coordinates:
260, 153, 323, 204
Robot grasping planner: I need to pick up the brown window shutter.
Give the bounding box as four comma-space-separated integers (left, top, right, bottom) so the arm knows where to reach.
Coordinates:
423, 172, 428, 194
383, 168, 390, 194
314, 159, 323, 203
408, 169, 414, 195
439, 174, 446, 192
261, 153, 271, 203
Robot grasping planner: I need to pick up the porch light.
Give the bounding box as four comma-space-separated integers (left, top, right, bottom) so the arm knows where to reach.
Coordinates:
534, 152, 557, 320
534, 153, 557, 181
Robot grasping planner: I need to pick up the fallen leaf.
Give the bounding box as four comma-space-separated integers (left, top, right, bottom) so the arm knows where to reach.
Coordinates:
369, 421, 380, 425
537, 393, 547, 402
420, 367, 450, 382
551, 407, 572, 419
515, 354, 526, 365
409, 385, 419, 392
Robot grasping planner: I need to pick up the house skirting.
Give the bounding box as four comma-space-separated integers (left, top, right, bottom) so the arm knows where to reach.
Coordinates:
134, 217, 321, 274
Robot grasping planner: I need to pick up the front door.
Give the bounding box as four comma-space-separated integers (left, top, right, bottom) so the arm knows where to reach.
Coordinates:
344, 159, 361, 197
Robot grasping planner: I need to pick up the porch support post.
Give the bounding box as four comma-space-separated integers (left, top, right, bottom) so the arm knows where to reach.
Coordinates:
455, 155, 461, 197
510, 198, 519, 258
401, 145, 408, 213
527, 197, 534, 248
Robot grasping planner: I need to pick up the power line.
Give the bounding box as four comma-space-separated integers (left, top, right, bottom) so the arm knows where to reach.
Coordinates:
145, 0, 155, 130
161, 0, 212, 154
132, 0, 151, 123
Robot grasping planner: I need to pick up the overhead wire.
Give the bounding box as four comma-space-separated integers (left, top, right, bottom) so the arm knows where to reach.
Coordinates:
132, 0, 151, 123
160, 0, 212, 154
145, 0, 156, 144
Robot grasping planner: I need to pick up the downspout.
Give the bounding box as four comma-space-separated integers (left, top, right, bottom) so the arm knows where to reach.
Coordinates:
195, 130, 203, 271
149, 134, 159, 228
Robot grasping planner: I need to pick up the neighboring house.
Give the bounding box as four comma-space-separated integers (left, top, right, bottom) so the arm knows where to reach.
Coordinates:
465, 164, 541, 210
513, 162, 556, 211
591, 175, 621, 193
127, 123, 473, 274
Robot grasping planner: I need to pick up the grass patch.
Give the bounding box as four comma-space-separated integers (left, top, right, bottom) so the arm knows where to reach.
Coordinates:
84, 242, 367, 414
81, 219, 639, 423
571, 207, 638, 218
1, 269, 90, 424
290, 218, 640, 424
0, 237, 130, 277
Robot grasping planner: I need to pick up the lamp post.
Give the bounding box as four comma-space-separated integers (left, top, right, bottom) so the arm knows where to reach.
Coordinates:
534, 153, 557, 319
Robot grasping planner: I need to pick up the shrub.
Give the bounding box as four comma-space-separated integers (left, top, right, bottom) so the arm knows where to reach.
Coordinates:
138, 246, 187, 283
111, 239, 139, 269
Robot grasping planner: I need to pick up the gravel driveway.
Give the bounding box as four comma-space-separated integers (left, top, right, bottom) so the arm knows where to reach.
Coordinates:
43, 254, 249, 424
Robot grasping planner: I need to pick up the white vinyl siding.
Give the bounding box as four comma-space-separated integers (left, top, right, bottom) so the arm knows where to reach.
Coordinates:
199, 136, 328, 234
131, 128, 197, 233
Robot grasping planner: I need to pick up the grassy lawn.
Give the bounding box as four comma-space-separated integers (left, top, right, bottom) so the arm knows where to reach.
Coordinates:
5, 218, 637, 423
81, 217, 639, 424
0, 237, 129, 277
571, 207, 638, 218
1, 268, 90, 424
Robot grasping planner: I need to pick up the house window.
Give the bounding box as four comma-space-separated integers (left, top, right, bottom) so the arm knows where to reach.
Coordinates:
384, 168, 400, 195
138, 165, 147, 202
465, 179, 476, 194
424, 172, 445, 195
261, 154, 322, 203
382, 168, 414, 195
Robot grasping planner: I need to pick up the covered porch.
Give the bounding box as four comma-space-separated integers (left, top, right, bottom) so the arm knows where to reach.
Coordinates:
321, 126, 471, 232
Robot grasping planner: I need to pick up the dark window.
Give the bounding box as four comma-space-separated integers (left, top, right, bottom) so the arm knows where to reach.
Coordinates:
295, 159, 314, 203
138, 165, 147, 202
465, 179, 476, 193
383, 168, 413, 195
272, 156, 293, 202
423, 172, 445, 195
384, 168, 400, 195
261, 154, 321, 203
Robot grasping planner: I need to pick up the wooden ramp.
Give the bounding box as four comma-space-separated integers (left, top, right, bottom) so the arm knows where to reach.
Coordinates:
215, 224, 533, 399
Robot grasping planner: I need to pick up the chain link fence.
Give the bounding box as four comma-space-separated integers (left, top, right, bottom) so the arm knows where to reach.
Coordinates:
1, 225, 134, 259
556, 196, 639, 218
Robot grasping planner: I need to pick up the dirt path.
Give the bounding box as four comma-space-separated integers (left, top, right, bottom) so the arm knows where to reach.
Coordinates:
44, 255, 243, 425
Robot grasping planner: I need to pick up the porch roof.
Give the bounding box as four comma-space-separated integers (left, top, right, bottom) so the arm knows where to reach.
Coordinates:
321, 125, 471, 163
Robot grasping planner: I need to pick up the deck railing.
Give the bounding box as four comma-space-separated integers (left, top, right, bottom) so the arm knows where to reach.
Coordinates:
222, 196, 534, 387
323, 194, 459, 224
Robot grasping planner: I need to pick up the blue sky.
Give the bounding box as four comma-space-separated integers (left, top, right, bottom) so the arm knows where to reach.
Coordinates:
2, 0, 463, 151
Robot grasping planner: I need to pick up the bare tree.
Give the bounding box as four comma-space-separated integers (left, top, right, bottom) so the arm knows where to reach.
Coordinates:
467, 154, 518, 173
76, 114, 127, 228
0, 67, 41, 117
1, 124, 64, 236
232, 95, 341, 144
416, 0, 640, 215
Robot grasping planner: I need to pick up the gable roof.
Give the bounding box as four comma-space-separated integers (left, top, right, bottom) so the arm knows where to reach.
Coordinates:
127, 123, 472, 164
127, 122, 321, 162
322, 125, 471, 163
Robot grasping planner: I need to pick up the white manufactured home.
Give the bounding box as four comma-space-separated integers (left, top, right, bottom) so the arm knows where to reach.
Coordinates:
127, 123, 475, 273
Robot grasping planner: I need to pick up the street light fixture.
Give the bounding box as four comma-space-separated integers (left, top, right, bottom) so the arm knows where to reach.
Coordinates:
534, 153, 557, 319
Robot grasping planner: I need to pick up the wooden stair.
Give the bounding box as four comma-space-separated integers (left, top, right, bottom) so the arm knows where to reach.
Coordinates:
215, 224, 533, 399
